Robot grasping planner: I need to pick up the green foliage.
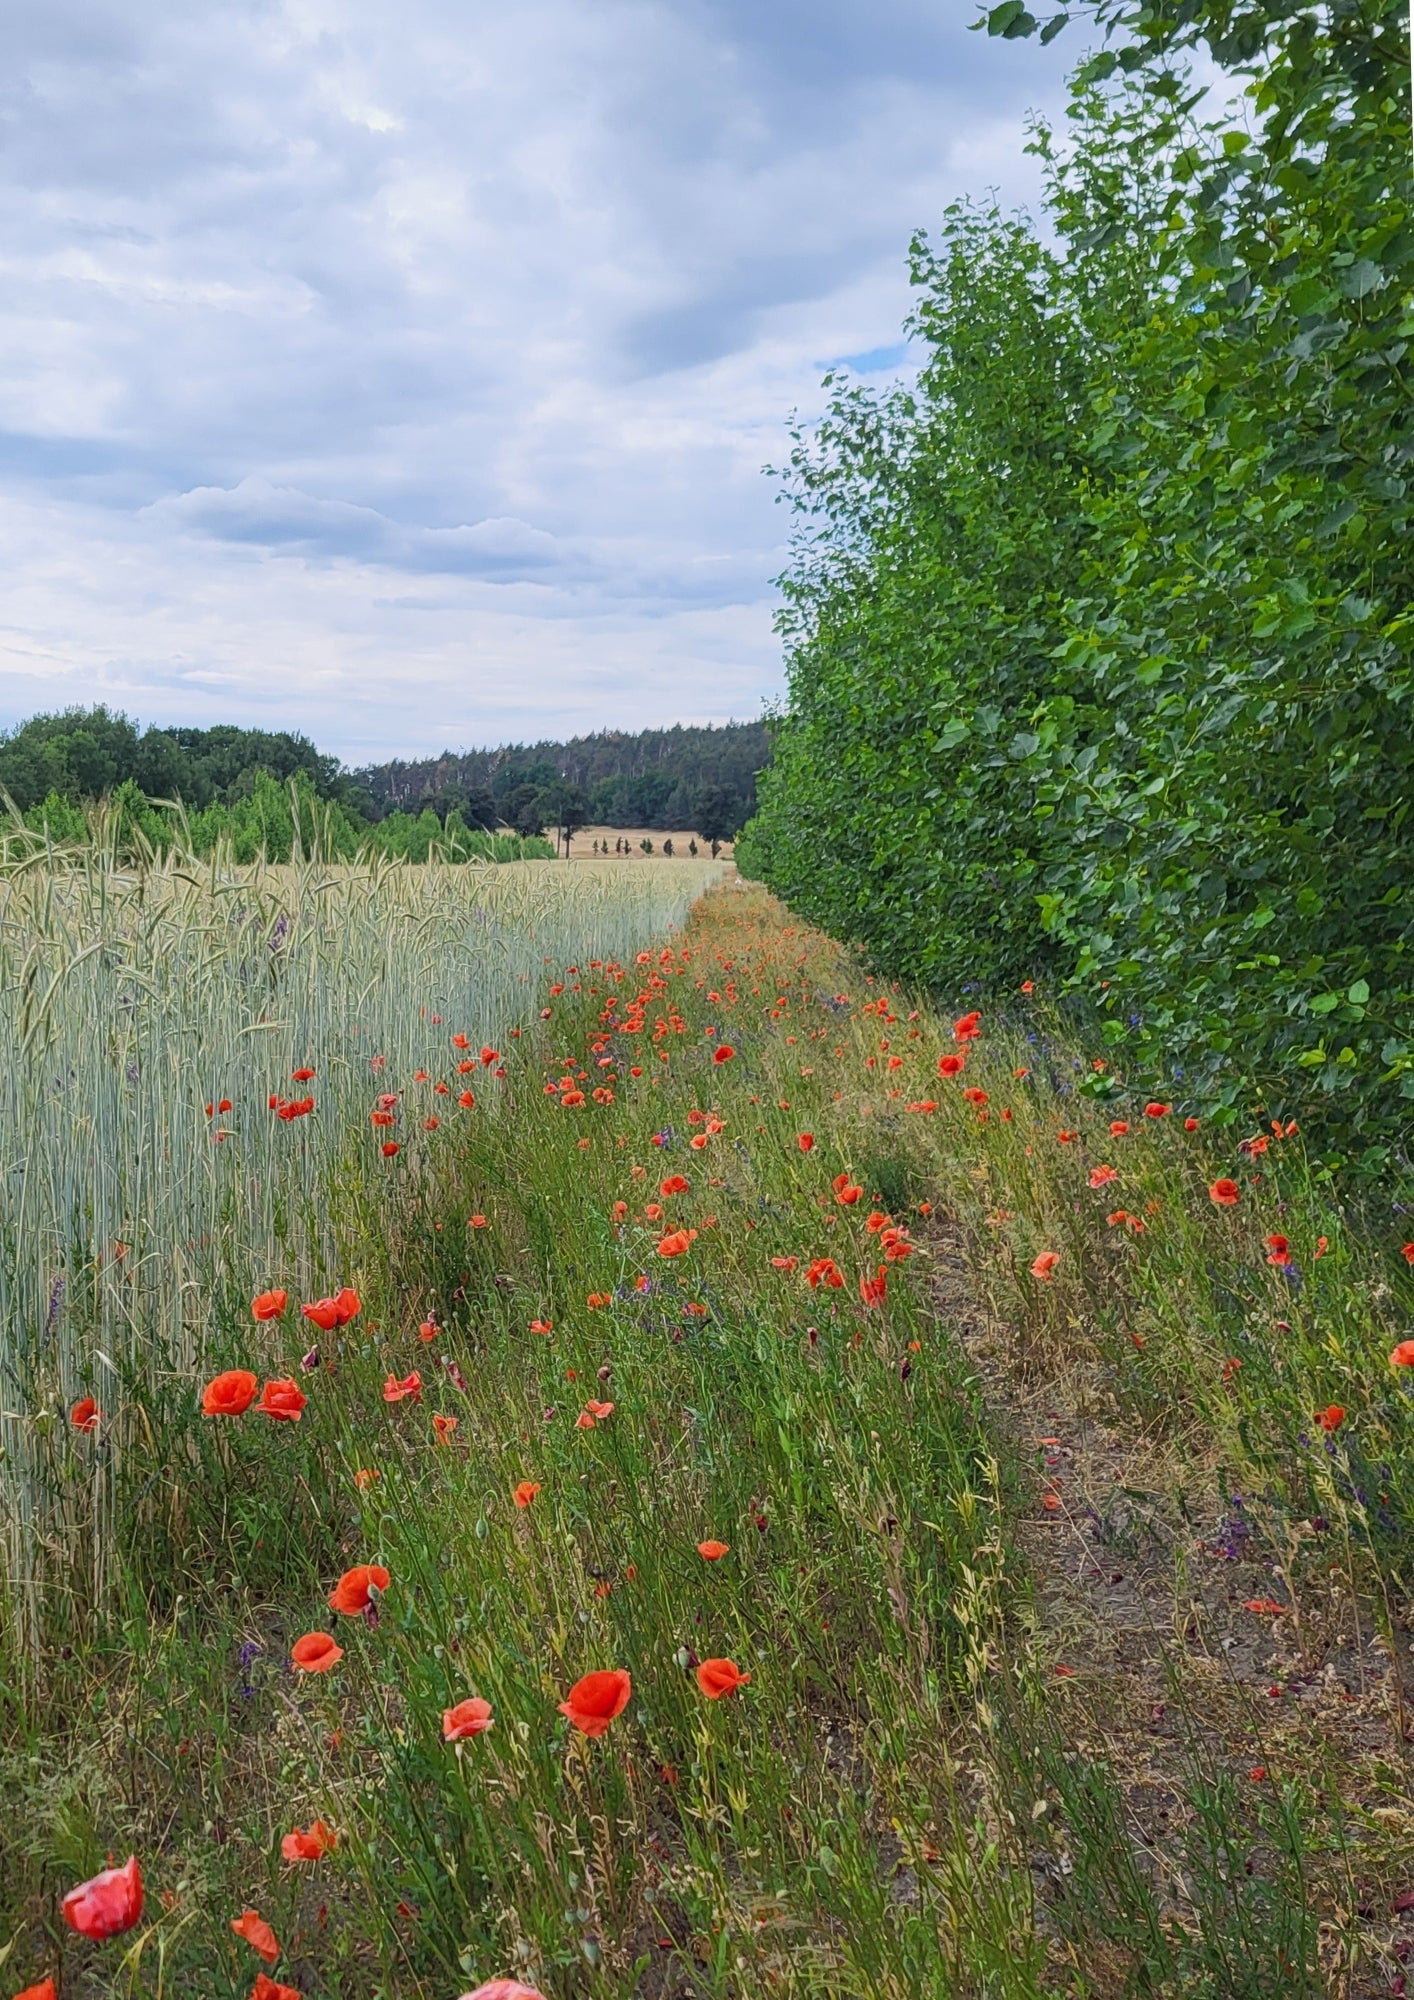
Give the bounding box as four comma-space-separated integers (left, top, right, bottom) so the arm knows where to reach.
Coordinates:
739, 3, 1413, 1164
0, 706, 374, 818
365, 721, 770, 836
9, 747, 555, 867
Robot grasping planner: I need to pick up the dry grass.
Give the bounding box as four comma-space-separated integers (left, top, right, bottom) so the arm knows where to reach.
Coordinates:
564, 827, 734, 861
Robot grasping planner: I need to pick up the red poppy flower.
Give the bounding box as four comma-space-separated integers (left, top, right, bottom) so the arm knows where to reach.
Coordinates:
698, 1540, 730, 1560
252, 1976, 303, 2000
442, 1696, 494, 1741
1208, 1179, 1240, 1207
860, 1267, 887, 1308
330, 1288, 361, 1324
256, 1378, 307, 1423
1088, 1166, 1118, 1189
252, 1289, 288, 1321
697, 1657, 750, 1699
559, 1667, 632, 1736
771, 1255, 799, 1271
831, 1173, 863, 1206
291, 1631, 343, 1673
1109, 1121, 1129, 1136
798, 1132, 814, 1151
806, 1256, 844, 1289
962, 1087, 988, 1107
383, 1372, 422, 1402
433, 1414, 458, 1444
468, 1213, 488, 1229
656, 1229, 693, 1258
1402, 1243, 1414, 1265
1184, 1116, 1200, 1131
1030, 1251, 1060, 1280
479, 1046, 500, 1066
1264, 1234, 1293, 1266
328, 1563, 390, 1615
712, 1045, 735, 1063
529, 1318, 553, 1335
953, 1011, 981, 1042
660, 1174, 690, 1196
62, 1855, 143, 1940
1143, 1102, 1171, 1118
1391, 1341, 1414, 1368
70, 1396, 100, 1432
281, 1819, 337, 1861
936, 1054, 965, 1077
301, 1297, 339, 1330
12, 1978, 58, 2000
202, 1369, 259, 1416
513, 1480, 541, 1507
1315, 1405, 1345, 1433
1243, 1599, 1286, 1616
232, 1910, 280, 1964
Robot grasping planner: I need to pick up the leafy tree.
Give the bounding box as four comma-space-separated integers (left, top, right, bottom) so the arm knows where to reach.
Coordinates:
740, 5, 1413, 1163
503, 784, 549, 840
692, 782, 744, 858
542, 780, 590, 858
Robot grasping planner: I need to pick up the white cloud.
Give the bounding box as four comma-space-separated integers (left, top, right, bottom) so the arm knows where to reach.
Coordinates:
0, 0, 1071, 760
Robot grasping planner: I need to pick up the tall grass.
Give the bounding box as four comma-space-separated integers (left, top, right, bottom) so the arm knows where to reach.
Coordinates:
4, 875, 1407, 1997
0, 841, 721, 1673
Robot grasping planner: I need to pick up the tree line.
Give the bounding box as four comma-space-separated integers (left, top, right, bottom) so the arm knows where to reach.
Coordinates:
0, 710, 766, 860
737, 0, 1411, 1167
360, 722, 769, 840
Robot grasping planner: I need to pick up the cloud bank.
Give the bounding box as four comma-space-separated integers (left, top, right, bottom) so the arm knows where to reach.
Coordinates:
0, 0, 1069, 760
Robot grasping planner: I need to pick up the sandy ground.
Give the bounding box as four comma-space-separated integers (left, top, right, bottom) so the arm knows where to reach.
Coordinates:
560, 824, 733, 860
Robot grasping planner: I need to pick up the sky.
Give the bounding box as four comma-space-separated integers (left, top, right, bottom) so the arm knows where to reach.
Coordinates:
1, 0, 1073, 765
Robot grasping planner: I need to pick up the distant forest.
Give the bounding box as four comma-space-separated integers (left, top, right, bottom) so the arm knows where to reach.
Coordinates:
0, 708, 770, 852
360, 722, 770, 837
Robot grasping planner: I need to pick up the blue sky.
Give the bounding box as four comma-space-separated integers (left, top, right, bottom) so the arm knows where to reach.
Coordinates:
1, 0, 1071, 763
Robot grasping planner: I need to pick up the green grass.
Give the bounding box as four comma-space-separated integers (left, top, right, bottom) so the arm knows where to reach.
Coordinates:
4, 878, 1412, 1997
